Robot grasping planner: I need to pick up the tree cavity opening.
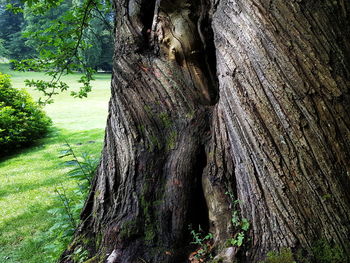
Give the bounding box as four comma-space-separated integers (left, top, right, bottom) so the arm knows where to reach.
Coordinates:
188, 144, 210, 236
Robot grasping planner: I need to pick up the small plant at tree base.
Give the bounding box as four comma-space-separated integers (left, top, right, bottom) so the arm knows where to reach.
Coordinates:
260, 248, 296, 263
189, 225, 214, 262
59, 141, 99, 192
72, 245, 89, 263
309, 240, 349, 263
295, 240, 350, 263
44, 186, 84, 260
260, 241, 349, 263
43, 145, 99, 261
225, 192, 250, 247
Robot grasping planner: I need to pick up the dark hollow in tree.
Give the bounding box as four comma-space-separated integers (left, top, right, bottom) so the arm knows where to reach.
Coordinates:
61, 0, 350, 262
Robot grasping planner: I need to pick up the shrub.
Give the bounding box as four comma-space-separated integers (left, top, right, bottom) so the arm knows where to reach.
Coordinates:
0, 72, 51, 154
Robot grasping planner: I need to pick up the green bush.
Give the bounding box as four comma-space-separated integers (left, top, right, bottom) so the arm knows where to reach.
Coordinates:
0, 72, 51, 154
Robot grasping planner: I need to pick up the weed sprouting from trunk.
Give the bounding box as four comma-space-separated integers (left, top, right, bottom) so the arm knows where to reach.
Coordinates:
188, 225, 214, 262
225, 192, 250, 248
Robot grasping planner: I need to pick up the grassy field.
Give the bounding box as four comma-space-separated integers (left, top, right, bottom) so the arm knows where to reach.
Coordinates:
0, 64, 111, 262
0, 64, 111, 130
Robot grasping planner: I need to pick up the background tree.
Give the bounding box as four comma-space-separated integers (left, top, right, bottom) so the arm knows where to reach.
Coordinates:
0, 38, 8, 57
0, 0, 113, 71
0, 0, 114, 105
0, 1, 34, 60
56, 0, 350, 262
78, 3, 114, 71
21, 0, 113, 71
22, 0, 72, 51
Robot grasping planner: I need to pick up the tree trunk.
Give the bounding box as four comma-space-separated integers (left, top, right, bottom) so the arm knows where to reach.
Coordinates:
61, 0, 350, 262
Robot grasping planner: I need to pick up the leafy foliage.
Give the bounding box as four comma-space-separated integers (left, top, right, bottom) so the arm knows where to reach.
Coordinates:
44, 144, 99, 261
59, 142, 99, 190
44, 187, 84, 260
1, 0, 113, 104
77, 2, 114, 71
0, 73, 51, 154
12, 0, 98, 104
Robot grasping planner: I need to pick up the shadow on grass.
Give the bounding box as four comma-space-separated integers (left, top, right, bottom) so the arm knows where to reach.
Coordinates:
0, 127, 62, 162
0, 127, 104, 164
0, 201, 58, 241
0, 175, 67, 199
0, 201, 61, 262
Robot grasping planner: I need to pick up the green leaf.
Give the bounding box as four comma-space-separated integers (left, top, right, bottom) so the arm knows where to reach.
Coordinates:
236, 232, 245, 247
241, 218, 250, 231
63, 160, 80, 166
231, 211, 240, 226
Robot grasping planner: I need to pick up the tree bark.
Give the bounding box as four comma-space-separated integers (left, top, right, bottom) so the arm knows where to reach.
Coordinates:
61, 0, 350, 262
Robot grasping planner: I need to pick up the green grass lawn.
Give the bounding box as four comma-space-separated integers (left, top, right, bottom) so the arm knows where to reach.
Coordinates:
0, 64, 111, 262
0, 63, 111, 130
